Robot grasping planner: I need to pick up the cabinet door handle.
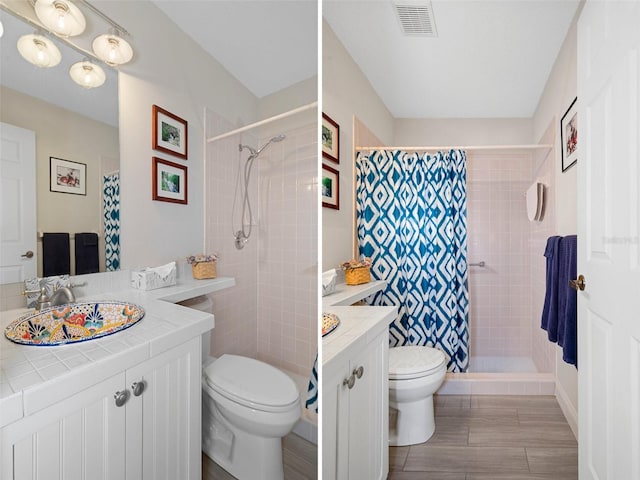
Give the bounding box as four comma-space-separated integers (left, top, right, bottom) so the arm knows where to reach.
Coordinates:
343, 374, 356, 389
131, 380, 146, 397
114, 389, 130, 407
353, 366, 364, 379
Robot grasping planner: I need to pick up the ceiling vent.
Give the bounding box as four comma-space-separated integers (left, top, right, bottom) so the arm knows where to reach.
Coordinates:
393, 1, 438, 37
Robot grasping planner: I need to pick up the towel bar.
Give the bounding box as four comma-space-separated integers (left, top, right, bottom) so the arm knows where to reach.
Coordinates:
469, 261, 486, 267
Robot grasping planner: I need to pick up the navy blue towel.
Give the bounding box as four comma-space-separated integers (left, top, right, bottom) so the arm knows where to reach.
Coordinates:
541, 236, 562, 341
557, 235, 578, 367
42, 233, 70, 276
74, 233, 99, 275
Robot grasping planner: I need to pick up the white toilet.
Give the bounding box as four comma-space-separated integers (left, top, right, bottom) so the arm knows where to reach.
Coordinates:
202, 354, 301, 480
388, 345, 447, 446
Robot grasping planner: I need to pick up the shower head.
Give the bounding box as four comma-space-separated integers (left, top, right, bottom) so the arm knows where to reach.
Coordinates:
238, 134, 286, 160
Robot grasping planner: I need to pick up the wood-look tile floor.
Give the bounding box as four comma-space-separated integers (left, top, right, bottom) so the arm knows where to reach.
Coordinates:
389, 395, 578, 480
202, 433, 317, 480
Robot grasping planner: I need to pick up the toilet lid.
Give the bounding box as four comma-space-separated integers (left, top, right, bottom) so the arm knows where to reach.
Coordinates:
204, 354, 299, 410
389, 346, 446, 380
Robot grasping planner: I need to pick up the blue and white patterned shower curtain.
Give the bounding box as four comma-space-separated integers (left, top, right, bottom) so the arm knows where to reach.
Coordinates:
356, 149, 469, 372
103, 172, 120, 271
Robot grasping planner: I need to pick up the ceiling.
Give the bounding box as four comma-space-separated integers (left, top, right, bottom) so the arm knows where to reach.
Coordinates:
323, 0, 581, 119
0, 1, 317, 128
152, 0, 318, 99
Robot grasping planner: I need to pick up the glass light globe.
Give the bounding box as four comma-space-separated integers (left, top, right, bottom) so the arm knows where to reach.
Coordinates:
17, 34, 61, 68
69, 60, 106, 89
92, 33, 133, 66
34, 0, 86, 37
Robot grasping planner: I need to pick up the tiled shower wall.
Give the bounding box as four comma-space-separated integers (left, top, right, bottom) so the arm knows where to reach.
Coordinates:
466, 153, 534, 359
205, 110, 260, 359
256, 116, 318, 377
530, 149, 557, 373
205, 109, 317, 378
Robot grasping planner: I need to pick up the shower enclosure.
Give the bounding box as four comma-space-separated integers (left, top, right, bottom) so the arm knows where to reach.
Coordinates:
204, 104, 318, 442
441, 148, 556, 395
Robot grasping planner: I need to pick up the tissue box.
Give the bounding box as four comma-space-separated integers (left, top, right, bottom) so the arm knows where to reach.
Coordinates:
131, 263, 176, 291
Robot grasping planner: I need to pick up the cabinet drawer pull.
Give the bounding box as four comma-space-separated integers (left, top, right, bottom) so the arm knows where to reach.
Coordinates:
343, 374, 356, 389
114, 389, 130, 407
353, 366, 364, 379
132, 380, 146, 397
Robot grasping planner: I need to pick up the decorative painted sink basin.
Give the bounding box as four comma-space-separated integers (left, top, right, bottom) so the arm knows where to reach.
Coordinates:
322, 312, 340, 337
4, 301, 145, 346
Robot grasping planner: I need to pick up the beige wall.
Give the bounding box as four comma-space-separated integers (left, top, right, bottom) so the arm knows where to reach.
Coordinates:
1, 85, 119, 277
532, 19, 579, 434
322, 20, 394, 271
394, 118, 532, 146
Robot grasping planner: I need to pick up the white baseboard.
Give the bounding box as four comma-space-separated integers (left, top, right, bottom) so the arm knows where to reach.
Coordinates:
555, 380, 578, 440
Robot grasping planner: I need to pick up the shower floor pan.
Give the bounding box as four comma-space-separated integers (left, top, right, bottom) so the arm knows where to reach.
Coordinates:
439, 356, 555, 395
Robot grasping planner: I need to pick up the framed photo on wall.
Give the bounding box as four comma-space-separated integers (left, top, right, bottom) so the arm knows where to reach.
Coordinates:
322, 163, 339, 210
152, 157, 188, 204
50, 157, 86, 195
561, 97, 578, 172
152, 105, 188, 160
322, 112, 339, 163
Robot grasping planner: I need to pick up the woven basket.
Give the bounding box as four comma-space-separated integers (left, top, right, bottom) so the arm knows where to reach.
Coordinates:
192, 261, 217, 279
345, 266, 371, 285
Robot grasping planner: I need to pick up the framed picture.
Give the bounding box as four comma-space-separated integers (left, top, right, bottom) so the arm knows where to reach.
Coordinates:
322, 112, 339, 163
50, 157, 86, 195
322, 163, 339, 210
152, 105, 188, 160
152, 157, 188, 204
561, 97, 578, 172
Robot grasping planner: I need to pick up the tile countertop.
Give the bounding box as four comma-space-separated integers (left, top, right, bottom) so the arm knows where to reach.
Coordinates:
322, 280, 386, 308
0, 275, 235, 428
322, 306, 397, 369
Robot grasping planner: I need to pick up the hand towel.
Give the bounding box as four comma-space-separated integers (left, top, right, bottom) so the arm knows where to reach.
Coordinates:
557, 235, 578, 367
42, 233, 70, 276
74, 232, 99, 275
541, 236, 562, 341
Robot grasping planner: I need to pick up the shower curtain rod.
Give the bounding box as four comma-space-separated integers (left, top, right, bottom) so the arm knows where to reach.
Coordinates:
355, 144, 553, 152
206, 101, 318, 144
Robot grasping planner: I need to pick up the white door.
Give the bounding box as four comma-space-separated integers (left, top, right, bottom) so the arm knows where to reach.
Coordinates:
0, 122, 37, 284
577, 2, 640, 479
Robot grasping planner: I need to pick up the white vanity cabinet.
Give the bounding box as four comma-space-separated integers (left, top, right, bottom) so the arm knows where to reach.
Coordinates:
1, 337, 201, 480
322, 306, 395, 480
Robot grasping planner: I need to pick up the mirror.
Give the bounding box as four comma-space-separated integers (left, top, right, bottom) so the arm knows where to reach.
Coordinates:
0, 7, 120, 279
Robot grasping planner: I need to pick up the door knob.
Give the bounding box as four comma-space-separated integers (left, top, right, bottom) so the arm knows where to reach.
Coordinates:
569, 274, 586, 291
21, 251, 34, 259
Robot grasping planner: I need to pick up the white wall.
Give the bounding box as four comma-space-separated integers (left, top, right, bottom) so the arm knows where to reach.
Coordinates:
98, 1, 259, 269
322, 20, 394, 271
532, 19, 579, 433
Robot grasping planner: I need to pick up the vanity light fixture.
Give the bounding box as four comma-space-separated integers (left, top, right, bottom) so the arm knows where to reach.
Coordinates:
17, 33, 62, 68
92, 29, 133, 66
69, 59, 105, 89
34, 0, 86, 37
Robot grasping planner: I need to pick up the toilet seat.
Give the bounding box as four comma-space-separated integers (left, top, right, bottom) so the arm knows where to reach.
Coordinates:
389, 346, 446, 380
204, 354, 299, 413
